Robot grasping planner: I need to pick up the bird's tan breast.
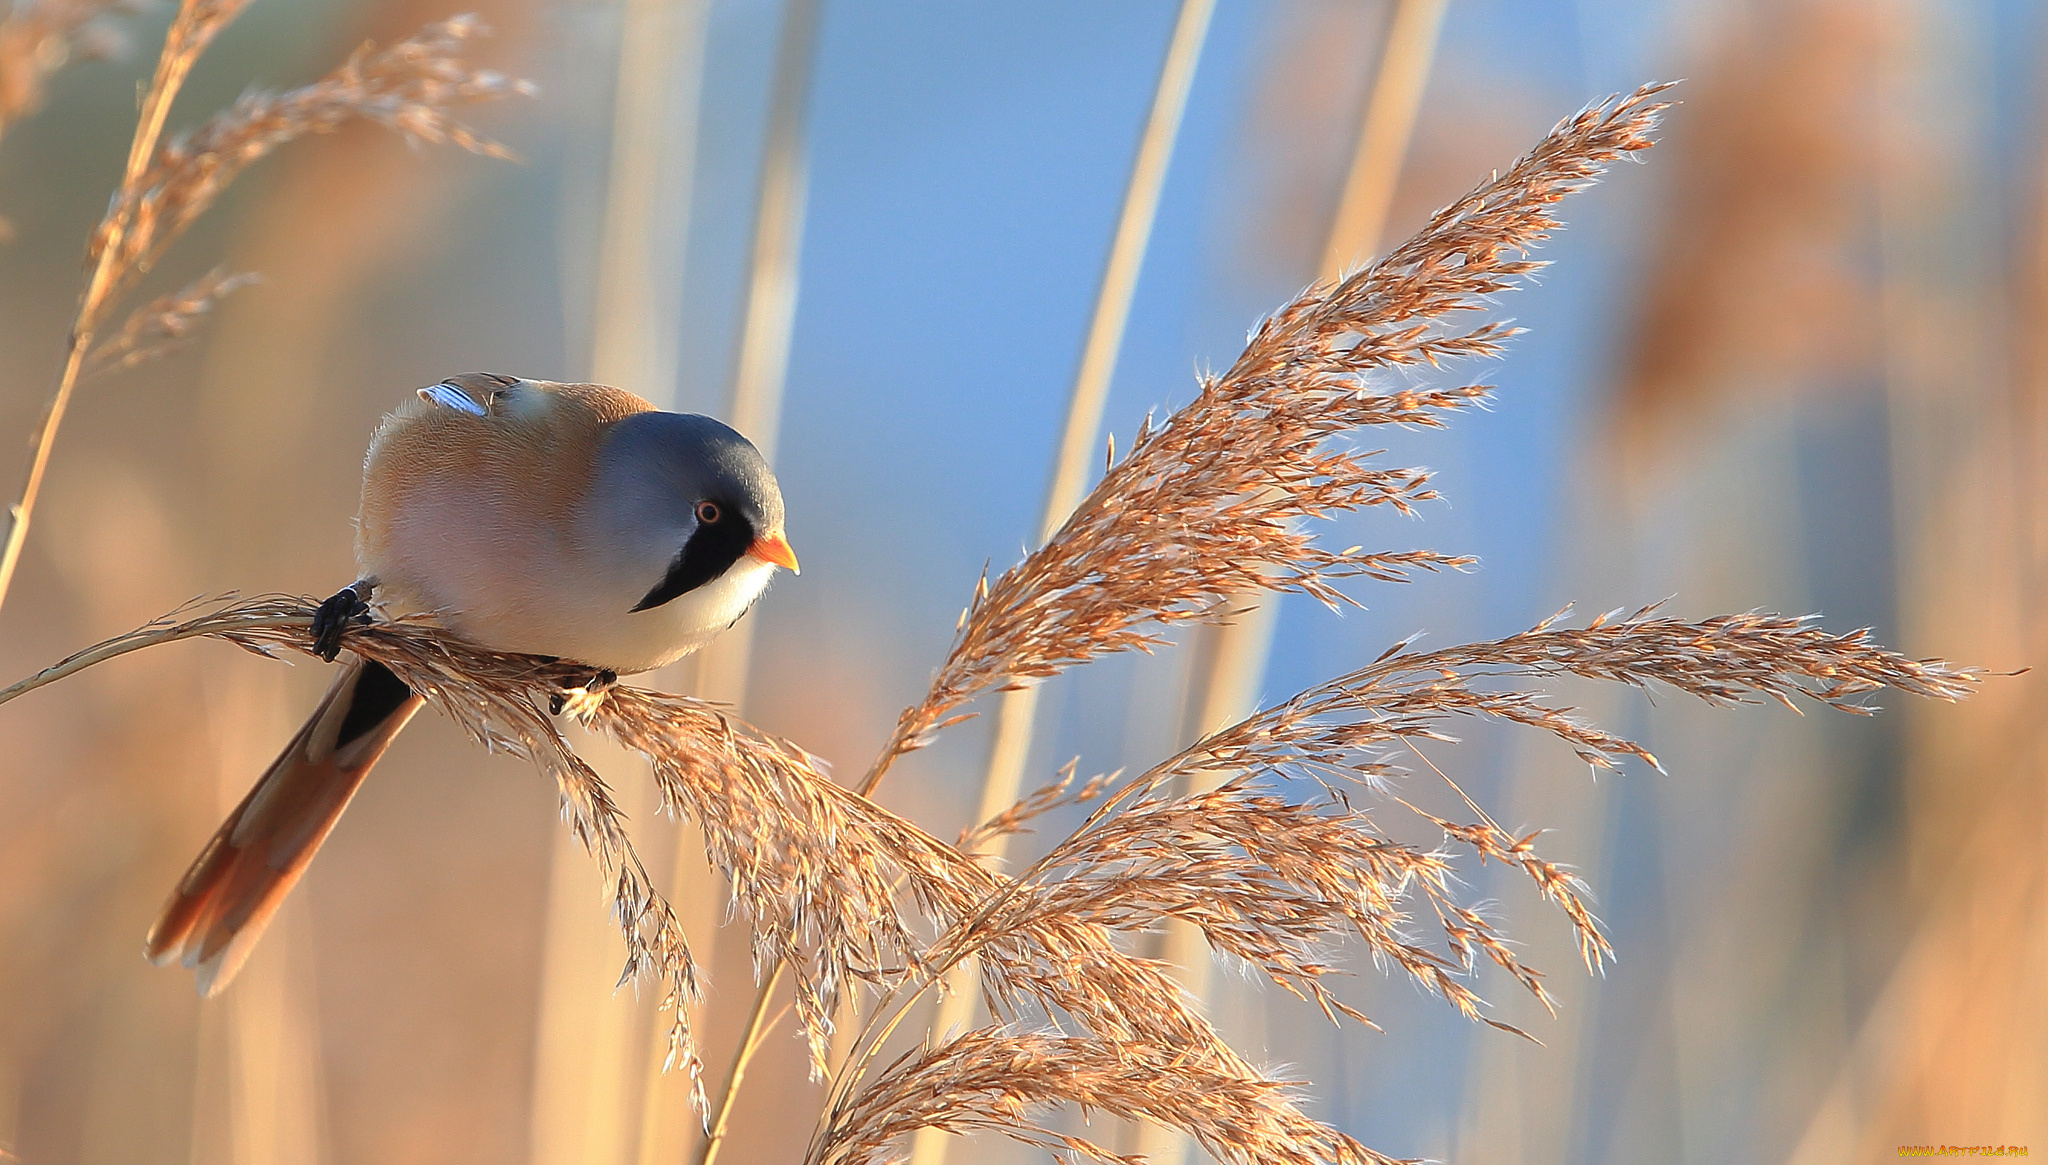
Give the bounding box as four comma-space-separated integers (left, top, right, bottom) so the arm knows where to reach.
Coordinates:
355, 381, 654, 659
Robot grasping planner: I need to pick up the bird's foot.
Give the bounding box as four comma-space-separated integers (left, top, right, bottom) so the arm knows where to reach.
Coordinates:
550, 668, 618, 719
311, 583, 374, 662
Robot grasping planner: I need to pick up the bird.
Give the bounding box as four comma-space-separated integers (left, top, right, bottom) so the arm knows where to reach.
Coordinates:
144, 373, 798, 996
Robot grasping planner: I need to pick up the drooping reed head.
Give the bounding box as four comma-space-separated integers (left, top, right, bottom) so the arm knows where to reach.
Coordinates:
91, 14, 534, 304
863, 84, 1676, 790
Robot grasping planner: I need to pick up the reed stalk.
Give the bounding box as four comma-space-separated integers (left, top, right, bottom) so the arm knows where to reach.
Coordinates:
0, 0, 240, 615
532, 0, 715, 1157
615, 1, 724, 1155
689, 0, 822, 714
690, 5, 827, 1161
908, 3, 1215, 1159
1180, 0, 1449, 797
0, 4, 529, 617
968, 0, 1218, 850
1140, 6, 1446, 1158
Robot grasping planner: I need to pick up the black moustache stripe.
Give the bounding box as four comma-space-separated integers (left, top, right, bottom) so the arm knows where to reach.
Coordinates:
631, 509, 755, 612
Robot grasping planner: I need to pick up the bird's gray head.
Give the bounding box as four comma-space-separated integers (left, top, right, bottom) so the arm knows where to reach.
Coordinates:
587, 412, 795, 613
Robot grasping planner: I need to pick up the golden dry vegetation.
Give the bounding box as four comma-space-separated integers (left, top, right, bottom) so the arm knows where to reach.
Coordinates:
0, 2, 2038, 1164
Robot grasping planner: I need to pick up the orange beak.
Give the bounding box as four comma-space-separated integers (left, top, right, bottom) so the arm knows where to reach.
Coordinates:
748, 532, 800, 574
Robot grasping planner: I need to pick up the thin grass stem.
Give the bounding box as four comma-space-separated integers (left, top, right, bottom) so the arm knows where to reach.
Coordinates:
695, 962, 789, 1165
1179, 0, 1449, 771
0, 0, 243, 615
691, 5, 828, 1157
0, 609, 303, 708
618, 0, 723, 1151
689, 0, 820, 713
536, 0, 715, 1157
911, 4, 1215, 1157
1144, 10, 1448, 1157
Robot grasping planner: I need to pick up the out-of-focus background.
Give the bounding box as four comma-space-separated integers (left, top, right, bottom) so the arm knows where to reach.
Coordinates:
0, 0, 2041, 1162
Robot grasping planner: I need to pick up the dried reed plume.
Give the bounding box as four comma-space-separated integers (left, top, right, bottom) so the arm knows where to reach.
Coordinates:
802, 81, 1972, 1162
1, 81, 1987, 1164
0, 3, 532, 613
89, 13, 535, 298
0, 1, 113, 123
7, 598, 1324, 1158
807, 614, 1970, 1161
812, 1032, 1401, 1165
84, 267, 260, 375
858, 85, 1674, 792
1014, 604, 1975, 988
1609, 0, 1883, 471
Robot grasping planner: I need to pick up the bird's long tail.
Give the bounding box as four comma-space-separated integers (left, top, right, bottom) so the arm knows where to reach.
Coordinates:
146, 656, 423, 995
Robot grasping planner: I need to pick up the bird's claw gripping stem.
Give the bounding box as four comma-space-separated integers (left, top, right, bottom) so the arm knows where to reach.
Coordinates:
550, 668, 618, 718
311, 583, 374, 662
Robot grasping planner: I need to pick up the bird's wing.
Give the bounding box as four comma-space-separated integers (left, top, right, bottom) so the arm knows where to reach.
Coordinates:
417, 382, 488, 415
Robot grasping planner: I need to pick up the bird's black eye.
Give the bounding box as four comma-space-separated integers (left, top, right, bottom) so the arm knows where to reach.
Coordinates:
696, 500, 722, 524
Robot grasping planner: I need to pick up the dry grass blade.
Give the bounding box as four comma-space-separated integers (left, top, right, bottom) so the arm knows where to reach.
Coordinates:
811, 1031, 1406, 1165
91, 14, 534, 297
84, 267, 260, 374
860, 84, 1674, 789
